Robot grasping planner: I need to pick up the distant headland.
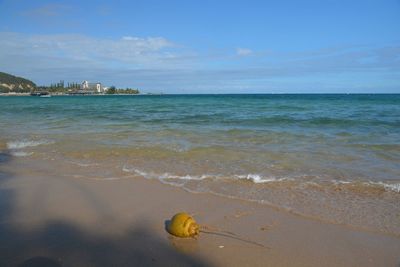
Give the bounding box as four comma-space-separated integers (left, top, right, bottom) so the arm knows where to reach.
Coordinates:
0, 72, 36, 93
0, 71, 139, 96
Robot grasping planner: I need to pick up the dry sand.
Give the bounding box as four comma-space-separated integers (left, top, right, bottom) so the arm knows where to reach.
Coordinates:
0, 155, 399, 267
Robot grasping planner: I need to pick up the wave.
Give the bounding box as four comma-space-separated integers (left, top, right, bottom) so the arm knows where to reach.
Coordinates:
67, 161, 99, 167
6, 139, 54, 149
122, 166, 295, 185
122, 166, 213, 181
242, 116, 400, 127
368, 181, 400, 193
122, 166, 149, 177
129, 114, 400, 127
122, 166, 400, 194
10, 151, 33, 157
234, 174, 290, 183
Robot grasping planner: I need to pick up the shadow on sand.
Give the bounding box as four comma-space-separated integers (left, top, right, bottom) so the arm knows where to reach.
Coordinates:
0, 151, 213, 267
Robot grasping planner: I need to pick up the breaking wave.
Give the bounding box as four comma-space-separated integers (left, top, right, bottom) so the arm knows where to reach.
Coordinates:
10, 151, 33, 157
234, 174, 290, 183
368, 181, 400, 193
7, 139, 54, 149
122, 166, 213, 181
122, 165, 400, 194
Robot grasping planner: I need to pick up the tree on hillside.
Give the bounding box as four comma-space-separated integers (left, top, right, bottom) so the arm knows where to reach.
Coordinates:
106, 86, 116, 94
0, 72, 36, 88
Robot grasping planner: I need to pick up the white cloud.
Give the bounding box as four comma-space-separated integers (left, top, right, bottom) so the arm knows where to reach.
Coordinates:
0, 32, 177, 67
121, 36, 174, 51
236, 47, 253, 56
122, 36, 139, 41
0, 32, 398, 93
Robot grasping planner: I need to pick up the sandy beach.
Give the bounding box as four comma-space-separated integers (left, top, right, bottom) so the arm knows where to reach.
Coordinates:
0, 152, 399, 267
2, 0, 399, 264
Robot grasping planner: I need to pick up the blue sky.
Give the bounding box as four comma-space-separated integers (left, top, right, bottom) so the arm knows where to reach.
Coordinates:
0, 0, 399, 93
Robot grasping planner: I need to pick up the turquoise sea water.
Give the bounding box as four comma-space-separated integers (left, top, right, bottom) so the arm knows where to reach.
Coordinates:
1, 94, 400, 235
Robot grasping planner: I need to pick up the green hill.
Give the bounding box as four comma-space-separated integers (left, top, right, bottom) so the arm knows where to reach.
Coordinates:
0, 72, 36, 93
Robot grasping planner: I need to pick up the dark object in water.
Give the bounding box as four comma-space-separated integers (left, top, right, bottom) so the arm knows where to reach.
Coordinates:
30, 91, 49, 96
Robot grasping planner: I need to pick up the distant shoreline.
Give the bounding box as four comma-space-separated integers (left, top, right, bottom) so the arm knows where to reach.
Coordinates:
0, 93, 31, 96
1, 92, 400, 97
0, 93, 143, 96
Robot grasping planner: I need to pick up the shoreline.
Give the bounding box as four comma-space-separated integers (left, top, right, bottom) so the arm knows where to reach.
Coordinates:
2, 93, 400, 97
0, 157, 399, 266
0, 93, 142, 96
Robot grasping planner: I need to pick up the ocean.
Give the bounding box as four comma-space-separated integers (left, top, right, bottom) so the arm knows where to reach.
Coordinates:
1, 94, 399, 235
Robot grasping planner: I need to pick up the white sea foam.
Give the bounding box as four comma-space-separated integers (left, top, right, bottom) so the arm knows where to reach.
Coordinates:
383, 183, 400, 193
122, 166, 149, 177
122, 166, 213, 181
162, 173, 213, 180
122, 167, 400, 194
10, 151, 33, 157
235, 174, 290, 183
368, 181, 400, 193
332, 180, 352, 185
7, 139, 54, 149
235, 174, 263, 183
122, 166, 290, 184
67, 161, 99, 167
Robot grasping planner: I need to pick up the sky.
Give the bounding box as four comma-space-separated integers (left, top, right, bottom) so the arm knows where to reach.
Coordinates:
0, 0, 399, 93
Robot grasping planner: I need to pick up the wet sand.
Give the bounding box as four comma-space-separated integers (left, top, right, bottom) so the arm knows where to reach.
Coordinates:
0, 156, 399, 266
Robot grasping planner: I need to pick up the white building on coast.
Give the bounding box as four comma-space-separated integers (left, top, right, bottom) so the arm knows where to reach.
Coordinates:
81, 81, 103, 93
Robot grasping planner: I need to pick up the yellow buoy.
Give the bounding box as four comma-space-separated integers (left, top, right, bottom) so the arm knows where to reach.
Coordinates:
165, 212, 268, 248
166, 212, 200, 238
